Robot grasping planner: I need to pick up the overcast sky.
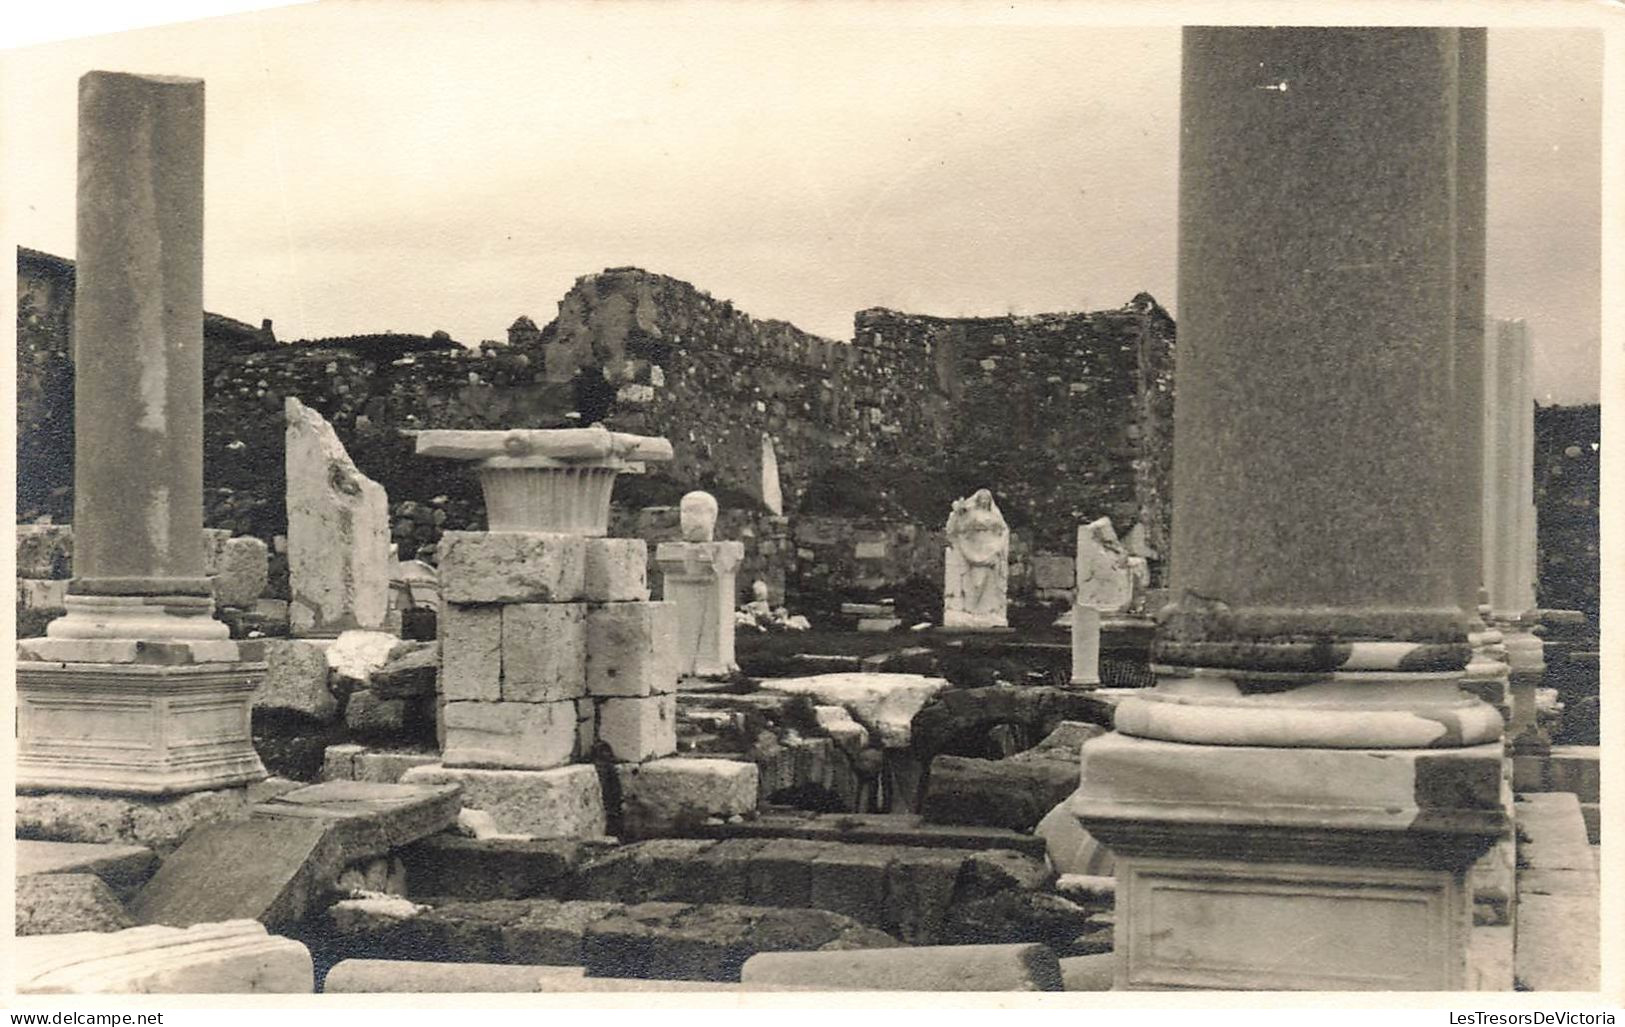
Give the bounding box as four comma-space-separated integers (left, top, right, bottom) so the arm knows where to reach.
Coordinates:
1, 3, 1604, 403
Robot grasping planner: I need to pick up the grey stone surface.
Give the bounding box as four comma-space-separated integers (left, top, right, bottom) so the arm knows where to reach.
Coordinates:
128, 818, 340, 930
16, 839, 159, 901
741, 942, 1064, 991
250, 779, 464, 864
16, 788, 250, 854
17, 874, 135, 936
18, 920, 314, 994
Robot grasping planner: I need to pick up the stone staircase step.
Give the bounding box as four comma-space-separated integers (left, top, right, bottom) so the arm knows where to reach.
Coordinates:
740, 942, 1064, 991
1514, 792, 1599, 991
324, 896, 893, 982
1512, 745, 1599, 802
323, 959, 813, 992
397, 833, 614, 901
564, 837, 1089, 948
683, 809, 1047, 856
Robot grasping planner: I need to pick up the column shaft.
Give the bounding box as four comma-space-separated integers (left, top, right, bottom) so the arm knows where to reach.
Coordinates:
71, 72, 209, 596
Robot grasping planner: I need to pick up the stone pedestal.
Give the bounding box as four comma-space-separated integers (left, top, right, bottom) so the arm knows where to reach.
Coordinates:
17, 639, 266, 795
1073, 28, 1505, 992
1075, 735, 1503, 990
418, 428, 677, 833
1504, 629, 1550, 755
16, 72, 266, 796
655, 540, 744, 678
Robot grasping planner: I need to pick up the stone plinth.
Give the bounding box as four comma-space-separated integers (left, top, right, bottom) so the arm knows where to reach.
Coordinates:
1072, 28, 1505, 992
1074, 734, 1504, 990
416, 427, 673, 536
655, 540, 744, 678
285, 396, 390, 635
17, 639, 266, 795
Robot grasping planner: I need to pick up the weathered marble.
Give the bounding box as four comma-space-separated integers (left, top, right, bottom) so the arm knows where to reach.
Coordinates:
655, 540, 744, 678
285, 396, 390, 635
942, 489, 1008, 630
678, 489, 719, 542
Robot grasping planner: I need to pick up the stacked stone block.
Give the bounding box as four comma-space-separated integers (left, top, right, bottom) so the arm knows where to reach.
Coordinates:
437, 530, 678, 770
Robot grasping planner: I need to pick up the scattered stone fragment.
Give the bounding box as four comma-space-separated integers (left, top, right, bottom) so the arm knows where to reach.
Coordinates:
758, 673, 950, 748
255, 638, 338, 719
369, 642, 440, 698
18, 920, 314, 994
16, 788, 250, 854
16, 840, 159, 901
18, 874, 135, 936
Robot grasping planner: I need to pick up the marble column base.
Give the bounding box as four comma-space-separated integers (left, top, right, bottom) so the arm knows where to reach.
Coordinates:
1073, 733, 1505, 990
17, 640, 266, 795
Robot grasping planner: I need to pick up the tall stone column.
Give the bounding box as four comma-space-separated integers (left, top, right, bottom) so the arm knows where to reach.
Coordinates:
1074, 29, 1506, 990
1486, 319, 1548, 753
16, 72, 266, 795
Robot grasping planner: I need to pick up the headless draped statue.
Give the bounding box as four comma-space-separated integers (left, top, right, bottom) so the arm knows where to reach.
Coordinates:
942, 488, 1009, 629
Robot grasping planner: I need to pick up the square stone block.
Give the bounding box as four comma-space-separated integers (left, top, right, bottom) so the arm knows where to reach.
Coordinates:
438, 531, 586, 604
401, 763, 607, 838
443, 700, 578, 770
596, 693, 677, 763
502, 603, 587, 702
585, 601, 678, 697
583, 538, 649, 602
440, 604, 500, 701
18, 662, 267, 795
254, 638, 337, 719
616, 757, 758, 837
19, 578, 69, 610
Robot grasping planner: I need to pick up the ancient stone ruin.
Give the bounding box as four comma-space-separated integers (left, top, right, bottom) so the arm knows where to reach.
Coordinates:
12, 29, 1602, 999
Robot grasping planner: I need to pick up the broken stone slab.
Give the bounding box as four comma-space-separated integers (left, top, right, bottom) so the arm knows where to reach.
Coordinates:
581, 901, 899, 981
398, 834, 607, 901
17, 874, 135, 936
285, 396, 390, 636
740, 942, 1064, 991
322, 960, 811, 992
18, 920, 314, 994
401, 763, 607, 838
16, 788, 250, 854
616, 757, 760, 840
128, 818, 342, 930
250, 780, 464, 864
17, 840, 159, 901
757, 673, 951, 748
438, 531, 587, 604
255, 637, 338, 719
